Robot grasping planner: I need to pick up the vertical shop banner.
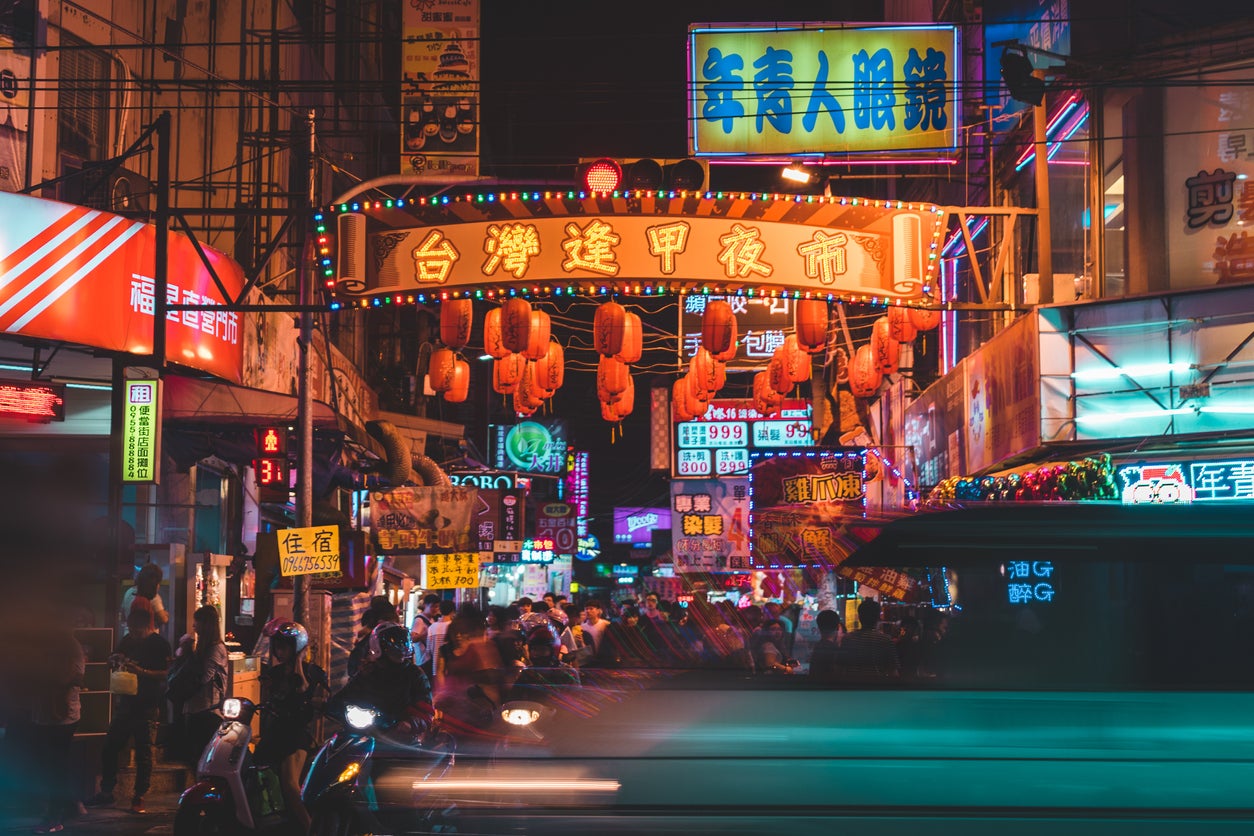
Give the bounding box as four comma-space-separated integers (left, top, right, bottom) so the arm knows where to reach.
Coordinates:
964, 315, 1040, 474
749, 450, 865, 569
670, 477, 751, 572
424, 552, 480, 589
369, 485, 477, 552
868, 378, 908, 512
122, 378, 162, 483
904, 359, 967, 488
535, 502, 578, 559
0, 35, 30, 192
276, 525, 341, 577
401, 0, 479, 178
470, 488, 524, 562
1164, 69, 1254, 289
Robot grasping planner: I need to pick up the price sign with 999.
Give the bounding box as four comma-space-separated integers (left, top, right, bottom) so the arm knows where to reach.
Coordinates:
678, 421, 747, 449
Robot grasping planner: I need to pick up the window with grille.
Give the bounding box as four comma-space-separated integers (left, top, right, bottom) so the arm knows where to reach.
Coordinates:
57, 35, 110, 161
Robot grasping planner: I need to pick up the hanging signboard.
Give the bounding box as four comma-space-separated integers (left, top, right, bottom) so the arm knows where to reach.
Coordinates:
674, 397, 812, 477
469, 488, 525, 562
749, 449, 866, 569
0, 378, 65, 422
670, 477, 751, 572
277, 525, 341, 577
688, 24, 960, 158
122, 377, 162, 484
424, 552, 480, 589
368, 485, 477, 552
401, 0, 480, 178
1118, 458, 1254, 505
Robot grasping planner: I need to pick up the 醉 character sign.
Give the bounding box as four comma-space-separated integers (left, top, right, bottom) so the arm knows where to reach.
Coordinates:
277, 525, 341, 577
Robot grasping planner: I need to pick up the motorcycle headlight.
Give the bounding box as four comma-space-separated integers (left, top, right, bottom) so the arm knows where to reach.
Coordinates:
501, 700, 545, 726
221, 698, 242, 719
344, 704, 377, 730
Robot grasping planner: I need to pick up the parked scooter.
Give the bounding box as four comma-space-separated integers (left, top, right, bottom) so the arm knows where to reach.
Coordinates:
174, 697, 290, 835
302, 701, 457, 835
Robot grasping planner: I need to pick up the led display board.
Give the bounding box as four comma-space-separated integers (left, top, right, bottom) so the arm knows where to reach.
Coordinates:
0, 378, 65, 422
675, 398, 812, 477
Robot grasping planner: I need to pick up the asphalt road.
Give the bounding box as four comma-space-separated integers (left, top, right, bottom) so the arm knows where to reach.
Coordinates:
1, 802, 176, 835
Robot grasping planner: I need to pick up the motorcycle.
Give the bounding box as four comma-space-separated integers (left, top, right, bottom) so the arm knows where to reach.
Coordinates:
301, 701, 457, 835
174, 697, 290, 835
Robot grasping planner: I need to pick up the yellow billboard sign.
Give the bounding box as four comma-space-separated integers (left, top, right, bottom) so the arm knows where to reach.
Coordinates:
688, 24, 960, 157
122, 378, 162, 484
424, 552, 480, 589
277, 525, 342, 577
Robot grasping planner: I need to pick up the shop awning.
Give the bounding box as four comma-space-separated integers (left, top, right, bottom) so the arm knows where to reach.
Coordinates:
162, 375, 340, 429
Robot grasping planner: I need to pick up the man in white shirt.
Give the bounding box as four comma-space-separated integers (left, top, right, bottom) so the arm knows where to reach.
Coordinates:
580, 600, 610, 653
424, 600, 456, 675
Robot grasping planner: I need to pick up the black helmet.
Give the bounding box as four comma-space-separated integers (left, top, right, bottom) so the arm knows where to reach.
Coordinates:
520, 612, 561, 654
268, 620, 309, 653
370, 623, 414, 664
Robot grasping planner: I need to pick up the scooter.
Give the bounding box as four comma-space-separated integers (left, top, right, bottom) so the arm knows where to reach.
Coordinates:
174, 697, 289, 835
302, 701, 457, 835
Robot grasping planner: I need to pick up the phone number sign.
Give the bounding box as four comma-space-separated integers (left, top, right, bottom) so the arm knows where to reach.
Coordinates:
278, 525, 341, 577
674, 398, 812, 478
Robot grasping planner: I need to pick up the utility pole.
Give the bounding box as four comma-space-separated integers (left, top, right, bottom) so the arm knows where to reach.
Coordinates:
293, 110, 317, 628
1032, 69, 1054, 305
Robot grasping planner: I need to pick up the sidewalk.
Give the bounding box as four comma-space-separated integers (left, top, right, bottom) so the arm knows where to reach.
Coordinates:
0, 793, 179, 834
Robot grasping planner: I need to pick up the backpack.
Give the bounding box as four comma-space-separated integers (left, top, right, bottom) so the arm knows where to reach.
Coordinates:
166, 654, 202, 704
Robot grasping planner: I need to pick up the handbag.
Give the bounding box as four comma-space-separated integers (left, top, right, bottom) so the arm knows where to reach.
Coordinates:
109, 669, 138, 696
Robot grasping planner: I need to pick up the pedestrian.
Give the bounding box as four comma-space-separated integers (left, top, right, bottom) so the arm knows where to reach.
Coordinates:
808, 609, 844, 682
85, 596, 172, 815
171, 605, 228, 765
835, 599, 900, 681
30, 623, 85, 833
580, 599, 610, 654
120, 563, 169, 636
347, 595, 398, 678
424, 599, 456, 677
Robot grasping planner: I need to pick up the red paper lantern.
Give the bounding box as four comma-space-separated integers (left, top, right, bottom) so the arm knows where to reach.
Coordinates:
593, 301, 626, 356
795, 299, 828, 354
782, 335, 811, 384
539, 340, 564, 391
597, 355, 629, 402
753, 370, 783, 414
443, 357, 470, 403
673, 378, 696, 421
711, 360, 726, 394
688, 347, 719, 395
501, 298, 532, 354
768, 349, 792, 395
908, 303, 942, 332
512, 386, 536, 417
483, 307, 509, 359
524, 310, 551, 360
428, 347, 457, 393
492, 352, 525, 395
887, 305, 917, 342
439, 299, 473, 349
517, 362, 545, 410
608, 373, 635, 420
526, 359, 552, 400
615, 312, 642, 364
702, 300, 736, 357
849, 344, 882, 397
871, 316, 900, 374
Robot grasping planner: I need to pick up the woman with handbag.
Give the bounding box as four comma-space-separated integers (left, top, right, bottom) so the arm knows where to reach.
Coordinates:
83, 597, 172, 815
170, 605, 228, 765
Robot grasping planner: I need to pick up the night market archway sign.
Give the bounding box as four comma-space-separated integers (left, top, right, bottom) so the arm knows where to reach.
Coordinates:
322, 191, 946, 308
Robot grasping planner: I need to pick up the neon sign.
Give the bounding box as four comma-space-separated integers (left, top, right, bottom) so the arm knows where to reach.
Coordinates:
0, 378, 65, 422
1005, 560, 1055, 605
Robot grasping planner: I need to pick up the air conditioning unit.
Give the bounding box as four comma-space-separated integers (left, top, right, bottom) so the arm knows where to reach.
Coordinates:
105, 168, 152, 218
1023, 273, 1088, 305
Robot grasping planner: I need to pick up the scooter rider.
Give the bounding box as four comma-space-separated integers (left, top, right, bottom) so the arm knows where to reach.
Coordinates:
327, 623, 435, 737
254, 620, 326, 833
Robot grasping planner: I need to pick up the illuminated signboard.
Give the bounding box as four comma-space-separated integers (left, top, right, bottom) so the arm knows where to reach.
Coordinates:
688, 24, 960, 158
1118, 459, 1254, 504
0, 378, 65, 422
1005, 560, 1055, 605
748, 449, 865, 568
122, 378, 162, 484
613, 506, 672, 548
449, 470, 526, 490
492, 420, 566, 475
675, 398, 812, 477
565, 450, 590, 537
680, 295, 796, 371
520, 538, 556, 565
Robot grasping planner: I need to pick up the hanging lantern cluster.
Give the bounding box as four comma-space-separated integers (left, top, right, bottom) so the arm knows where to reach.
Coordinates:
845, 301, 942, 400
484, 298, 566, 417
427, 300, 476, 403
594, 300, 642, 422
674, 301, 738, 421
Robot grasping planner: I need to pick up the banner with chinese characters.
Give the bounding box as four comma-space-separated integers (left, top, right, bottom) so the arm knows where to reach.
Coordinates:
836, 564, 925, 602
680, 295, 803, 371
369, 485, 477, 553
963, 314, 1040, 474
355, 195, 942, 303
749, 450, 866, 569
469, 488, 524, 562
1164, 67, 1254, 290
670, 477, 751, 572
0, 192, 246, 383
674, 398, 812, 478
1118, 458, 1254, 505
277, 525, 342, 577
688, 24, 960, 158
401, 0, 479, 179
424, 552, 480, 589
122, 378, 162, 484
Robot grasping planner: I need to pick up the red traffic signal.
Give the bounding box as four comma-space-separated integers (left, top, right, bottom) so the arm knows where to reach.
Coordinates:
581, 158, 623, 192
255, 426, 288, 456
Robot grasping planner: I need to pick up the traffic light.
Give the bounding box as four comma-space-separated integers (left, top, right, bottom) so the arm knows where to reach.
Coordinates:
578, 157, 709, 193
1000, 47, 1045, 106
253, 426, 291, 503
